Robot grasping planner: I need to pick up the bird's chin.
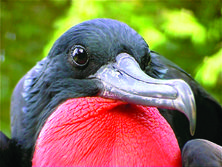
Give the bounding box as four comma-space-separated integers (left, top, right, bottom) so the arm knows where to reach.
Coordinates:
33, 97, 182, 166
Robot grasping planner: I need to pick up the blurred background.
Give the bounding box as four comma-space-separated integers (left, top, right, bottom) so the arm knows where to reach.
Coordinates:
1, 0, 221, 137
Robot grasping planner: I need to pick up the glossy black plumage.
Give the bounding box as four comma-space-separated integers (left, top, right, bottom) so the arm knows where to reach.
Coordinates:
147, 52, 222, 148
1, 19, 222, 167
182, 139, 222, 167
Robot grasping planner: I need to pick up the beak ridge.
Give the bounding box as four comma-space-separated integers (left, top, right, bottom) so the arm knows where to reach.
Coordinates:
90, 53, 196, 135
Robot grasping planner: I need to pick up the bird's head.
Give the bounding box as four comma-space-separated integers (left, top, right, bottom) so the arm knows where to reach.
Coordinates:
23, 19, 196, 166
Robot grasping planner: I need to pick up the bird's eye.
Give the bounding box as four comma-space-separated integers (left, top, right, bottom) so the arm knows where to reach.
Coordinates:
71, 46, 89, 67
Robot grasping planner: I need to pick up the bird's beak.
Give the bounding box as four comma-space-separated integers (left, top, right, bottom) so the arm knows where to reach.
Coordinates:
90, 53, 196, 136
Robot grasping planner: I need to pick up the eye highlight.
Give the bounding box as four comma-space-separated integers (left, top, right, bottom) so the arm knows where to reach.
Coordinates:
70, 46, 89, 67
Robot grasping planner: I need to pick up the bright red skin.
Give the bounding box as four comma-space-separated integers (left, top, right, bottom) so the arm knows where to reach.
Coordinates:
33, 97, 182, 166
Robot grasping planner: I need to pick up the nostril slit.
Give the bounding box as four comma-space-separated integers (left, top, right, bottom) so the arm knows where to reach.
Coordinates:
112, 65, 123, 75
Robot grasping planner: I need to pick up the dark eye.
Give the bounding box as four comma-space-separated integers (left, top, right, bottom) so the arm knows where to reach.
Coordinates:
71, 46, 89, 66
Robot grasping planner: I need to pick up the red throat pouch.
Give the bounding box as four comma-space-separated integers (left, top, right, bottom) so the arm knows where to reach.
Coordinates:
33, 97, 182, 166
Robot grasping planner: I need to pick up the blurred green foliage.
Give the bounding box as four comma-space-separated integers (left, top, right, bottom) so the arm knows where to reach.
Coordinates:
1, 0, 221, 137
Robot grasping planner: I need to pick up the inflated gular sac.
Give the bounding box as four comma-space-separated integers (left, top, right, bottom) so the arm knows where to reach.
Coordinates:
33, 97, 182, 166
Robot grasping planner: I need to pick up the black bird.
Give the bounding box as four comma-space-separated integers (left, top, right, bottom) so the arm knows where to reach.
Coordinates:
0, 18, 222, 167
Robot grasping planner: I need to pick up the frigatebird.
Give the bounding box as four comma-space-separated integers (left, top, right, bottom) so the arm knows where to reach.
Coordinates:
0, 18, 222, 167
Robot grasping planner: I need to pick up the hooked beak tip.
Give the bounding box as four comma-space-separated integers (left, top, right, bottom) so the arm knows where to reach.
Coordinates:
90, 53, 197, 136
